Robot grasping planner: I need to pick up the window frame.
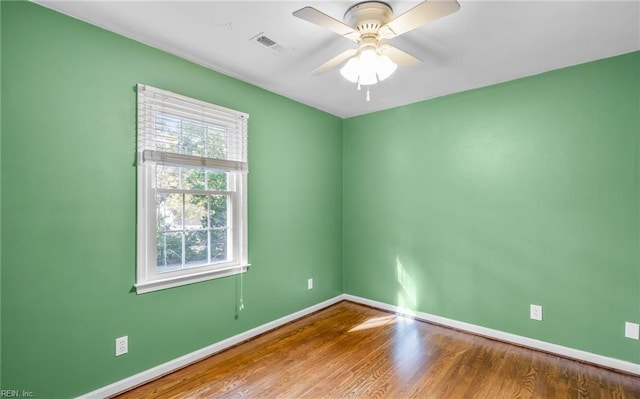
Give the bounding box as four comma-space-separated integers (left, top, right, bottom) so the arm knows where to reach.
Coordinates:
135, 85, 249, 294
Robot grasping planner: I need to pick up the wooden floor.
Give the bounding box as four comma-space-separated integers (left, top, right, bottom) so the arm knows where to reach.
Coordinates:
115, 301, 640, 398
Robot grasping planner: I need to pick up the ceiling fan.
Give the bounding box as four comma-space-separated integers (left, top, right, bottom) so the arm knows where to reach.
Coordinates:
293, 0, 460, 91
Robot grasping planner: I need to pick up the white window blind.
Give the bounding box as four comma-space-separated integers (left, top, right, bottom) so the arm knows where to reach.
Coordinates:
137, 84, 249, 172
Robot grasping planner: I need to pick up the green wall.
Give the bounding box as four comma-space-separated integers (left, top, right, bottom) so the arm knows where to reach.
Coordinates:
1, 2, 342, 397
343, 51, 640, 364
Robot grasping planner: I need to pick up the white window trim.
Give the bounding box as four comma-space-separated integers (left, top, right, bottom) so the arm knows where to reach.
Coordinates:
135, 84, 249, 294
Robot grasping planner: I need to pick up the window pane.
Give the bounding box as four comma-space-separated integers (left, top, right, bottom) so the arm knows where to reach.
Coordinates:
206, 170, 227, 190
155, 114, 181, 153
182, 168, 206, 190
209, 195, 228, 228
156, 165, 180, 189
205, 126, 228, 159
156, 232, 182, 272
185, 194, 208, 230
185, 230, 208, 266
157, 193, 183, 231
210, 229, 229, 263
181, 120, 206, 157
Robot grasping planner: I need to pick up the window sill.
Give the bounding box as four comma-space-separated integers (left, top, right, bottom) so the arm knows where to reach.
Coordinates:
135, 264, 250, 294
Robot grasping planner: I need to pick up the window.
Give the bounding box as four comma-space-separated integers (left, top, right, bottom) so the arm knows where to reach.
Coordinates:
136, 84, 249, 294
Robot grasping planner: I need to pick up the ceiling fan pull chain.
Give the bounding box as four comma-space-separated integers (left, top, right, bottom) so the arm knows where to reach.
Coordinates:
366, 87, 371, 102
357, 82, 361, 91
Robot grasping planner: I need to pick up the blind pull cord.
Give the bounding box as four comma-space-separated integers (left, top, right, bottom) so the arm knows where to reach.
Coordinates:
239, 268, 245, 312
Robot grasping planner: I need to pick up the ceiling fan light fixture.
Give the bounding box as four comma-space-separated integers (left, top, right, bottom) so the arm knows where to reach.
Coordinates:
359, 68, 378, 86
339, 48, 397, 86
340, 56, 361, 83
375, 54, 397, 81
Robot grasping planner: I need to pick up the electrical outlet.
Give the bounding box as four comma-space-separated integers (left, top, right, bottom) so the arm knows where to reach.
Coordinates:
530, 304, 543, 321
115, 336, 128, 356
625, 322, 639, 340
307, 278, 313, 290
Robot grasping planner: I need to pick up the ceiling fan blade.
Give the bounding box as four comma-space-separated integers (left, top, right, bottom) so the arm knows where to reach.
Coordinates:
293, 7, 360, 41
380, 45, 422, 66
380, 0, 460, 38
312, 48, 359, 75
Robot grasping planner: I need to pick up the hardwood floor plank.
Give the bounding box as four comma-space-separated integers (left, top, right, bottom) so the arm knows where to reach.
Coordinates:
114, 301, 640, 399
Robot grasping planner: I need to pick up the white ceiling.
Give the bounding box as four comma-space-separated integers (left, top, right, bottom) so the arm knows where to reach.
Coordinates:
36, 1, 640, 118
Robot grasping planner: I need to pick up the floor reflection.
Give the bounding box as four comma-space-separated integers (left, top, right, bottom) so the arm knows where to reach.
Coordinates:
348, 314, 396, 332
392, 316, 428, 380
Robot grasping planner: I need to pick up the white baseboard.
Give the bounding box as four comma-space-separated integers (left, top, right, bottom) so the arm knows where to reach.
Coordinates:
343, 294, 640, 376
76, 295, 345, 399
78, 293, 639, 397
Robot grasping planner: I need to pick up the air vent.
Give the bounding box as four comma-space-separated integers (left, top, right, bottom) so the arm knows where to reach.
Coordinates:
257, 35, 276, 47
250, 32, 291, 55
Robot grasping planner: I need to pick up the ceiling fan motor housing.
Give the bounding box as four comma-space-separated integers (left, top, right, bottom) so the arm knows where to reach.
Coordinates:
344, 1, 394, 36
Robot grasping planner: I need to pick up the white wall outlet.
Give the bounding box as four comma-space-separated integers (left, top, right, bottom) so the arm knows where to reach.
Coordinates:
530, 304, 543, 321
115, 336, 128, 356
625, 322, 639, 340
307, 278, 313, 290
